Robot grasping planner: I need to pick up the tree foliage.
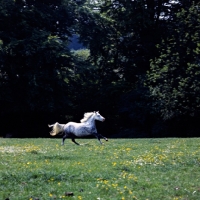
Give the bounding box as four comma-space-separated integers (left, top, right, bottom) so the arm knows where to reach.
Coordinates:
1, 0, 200, 137
147, 3, 200, 120
0, 0, 86, 136
0, 0, 85, 115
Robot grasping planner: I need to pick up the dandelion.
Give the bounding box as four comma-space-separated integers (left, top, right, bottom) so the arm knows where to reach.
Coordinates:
49, 193, 53, 197
112, 183, 118, 188
78, 196, 82, 200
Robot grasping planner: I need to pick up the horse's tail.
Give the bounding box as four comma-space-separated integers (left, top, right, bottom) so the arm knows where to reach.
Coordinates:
48, 122, 64, 136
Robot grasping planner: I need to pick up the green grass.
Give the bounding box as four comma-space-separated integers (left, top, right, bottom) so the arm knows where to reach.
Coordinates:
0, 138, 200, 200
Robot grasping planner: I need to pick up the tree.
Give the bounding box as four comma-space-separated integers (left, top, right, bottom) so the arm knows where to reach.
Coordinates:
0, 0, 86, 136
75, 0, 200, 137
147, 3, 200, 120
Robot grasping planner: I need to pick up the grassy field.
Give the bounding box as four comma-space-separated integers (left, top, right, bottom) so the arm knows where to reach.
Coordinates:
0, 138, 199, 200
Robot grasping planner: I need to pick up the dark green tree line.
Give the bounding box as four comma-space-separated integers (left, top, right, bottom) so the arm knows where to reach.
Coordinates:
147, 3, 200, 120
77, 0, 200, 137
0, 0, 87, 136
1, 0, 200, 137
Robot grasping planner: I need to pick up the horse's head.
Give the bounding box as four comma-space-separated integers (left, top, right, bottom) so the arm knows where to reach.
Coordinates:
94, 111, 105, 122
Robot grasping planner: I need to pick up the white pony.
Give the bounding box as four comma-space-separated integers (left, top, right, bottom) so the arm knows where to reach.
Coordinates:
48, 111, 108, 145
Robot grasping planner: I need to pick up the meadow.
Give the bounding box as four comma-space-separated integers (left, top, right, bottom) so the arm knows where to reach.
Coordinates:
0, 138, 199, 200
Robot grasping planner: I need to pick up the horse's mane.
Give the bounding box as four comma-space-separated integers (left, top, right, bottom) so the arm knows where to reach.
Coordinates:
80, 112, 94, 123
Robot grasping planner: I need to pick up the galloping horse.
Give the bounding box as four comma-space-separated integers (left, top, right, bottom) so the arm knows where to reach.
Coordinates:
48, 111, 108, 145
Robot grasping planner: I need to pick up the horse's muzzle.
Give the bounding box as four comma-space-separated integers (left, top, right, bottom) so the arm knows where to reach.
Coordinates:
102, 118, 105, 122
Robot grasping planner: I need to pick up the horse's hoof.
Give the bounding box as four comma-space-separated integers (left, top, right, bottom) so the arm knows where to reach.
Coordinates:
105, 138, 108, 141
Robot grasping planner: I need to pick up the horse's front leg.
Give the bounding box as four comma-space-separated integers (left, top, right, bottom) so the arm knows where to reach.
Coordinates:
94, 133, 108, 145
97, 136, 103, 145
99, 134, 108, 142
97, 133, 108, 142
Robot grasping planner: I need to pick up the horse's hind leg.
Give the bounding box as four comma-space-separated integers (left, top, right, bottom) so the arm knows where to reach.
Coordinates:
71, 138, 80, 145
62, 134, 68, 145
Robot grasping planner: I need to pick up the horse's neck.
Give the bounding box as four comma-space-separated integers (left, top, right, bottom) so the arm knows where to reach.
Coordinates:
86, 116, 96, 127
